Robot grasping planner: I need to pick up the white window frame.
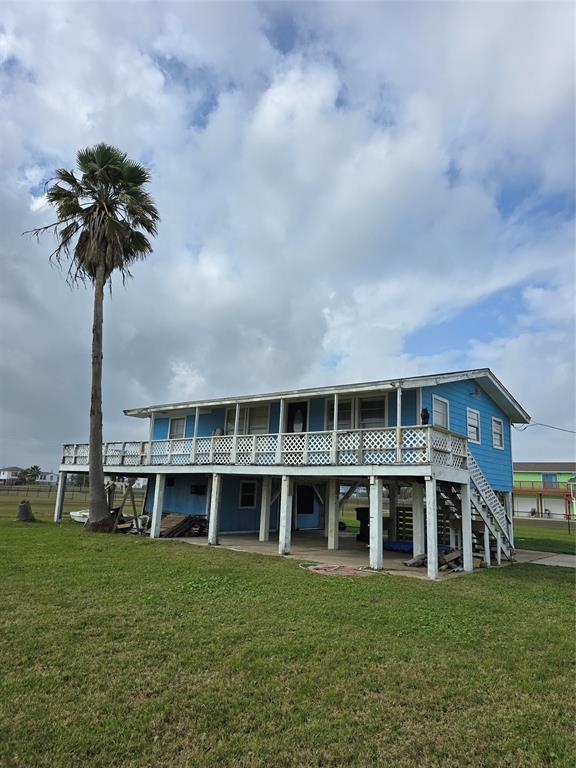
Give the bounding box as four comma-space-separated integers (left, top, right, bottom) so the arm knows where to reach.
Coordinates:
466, 408, 481, 444
431, 395, 450, 430
492, 417, 504, 450
358, 396, 387, 430
238, 480, 257, 509
325, 398, 354, 431
225, 405, 270, 436
169, 416, 186, 440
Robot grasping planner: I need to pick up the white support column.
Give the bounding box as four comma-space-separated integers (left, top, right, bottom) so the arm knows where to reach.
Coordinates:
369, 476, 383, 570
425, 476, 438, 580
449, 526, 457, 550
496, 531, 502, 566
191, 405, 199, 463
331, 393, 339, 464
208, 473, 222, 545
460, 481, 473, 572
504, 491, 514, 547
412, 483, 425, 557
396, 385, 403, 463
483, 524, 491, 567
275, 399, 285, 464
53, 471, 67, 522
259, 477, 272, 542
150, 474, 166, 539
231, 403, 240, 463
278, 475, 293, 555
327, 478, 339, 550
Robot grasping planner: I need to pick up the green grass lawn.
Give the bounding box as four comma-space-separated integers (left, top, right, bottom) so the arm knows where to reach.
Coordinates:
1, 512, 575, 768
513, 518, 576, 556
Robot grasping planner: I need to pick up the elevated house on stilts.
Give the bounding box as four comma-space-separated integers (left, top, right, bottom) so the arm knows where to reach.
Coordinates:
55, 368, 530, 579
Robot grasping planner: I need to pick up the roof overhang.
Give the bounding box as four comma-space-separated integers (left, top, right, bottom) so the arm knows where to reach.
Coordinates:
124, 368, 531, 424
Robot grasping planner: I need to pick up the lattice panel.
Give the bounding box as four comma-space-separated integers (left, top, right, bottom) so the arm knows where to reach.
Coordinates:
150, 440, 170, 465
308, 452, 331, 465
431, 432, 450, 453
364, 451, 395, 465
452, 455, 467, 469
338, 452, 358, 465
432, 449, 451, 466
363, 430, 396, 451
123, 442, 143, 466
76, 445, 89, 464
401, 449, 427, 464
401, 428, 426, 449
170, 438, 193, 465
212, 452, 233, 465
104, 443, 124, 465
256, 435, 277, 454
213, 436, 233, 454
255, 453, 276, 465
337, 432, 360, 451
194, 438, 211, 464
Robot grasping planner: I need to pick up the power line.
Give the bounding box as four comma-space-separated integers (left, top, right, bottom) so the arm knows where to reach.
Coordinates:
513, 422, 576, 435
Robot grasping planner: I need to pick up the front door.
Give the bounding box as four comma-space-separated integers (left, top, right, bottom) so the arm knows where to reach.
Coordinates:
286, 401, 308, 433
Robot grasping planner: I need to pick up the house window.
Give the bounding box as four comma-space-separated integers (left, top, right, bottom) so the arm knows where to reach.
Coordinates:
467, 409, 481, 443
492, 418, 504, 449
359, 398, 386, 429
432, 396, 449, 430
225, 406, 269, 435
239, 480, 257, 508
169, 417, 185, 440
326, 399, 353, 430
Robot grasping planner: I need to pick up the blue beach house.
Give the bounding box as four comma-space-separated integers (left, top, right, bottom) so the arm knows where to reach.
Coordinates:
55, 368, 530, 579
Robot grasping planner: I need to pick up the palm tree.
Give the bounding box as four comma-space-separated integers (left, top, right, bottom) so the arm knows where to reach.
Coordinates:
28, 144, 159, 531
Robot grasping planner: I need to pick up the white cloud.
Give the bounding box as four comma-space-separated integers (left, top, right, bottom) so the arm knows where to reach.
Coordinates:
0, 1, 574, 470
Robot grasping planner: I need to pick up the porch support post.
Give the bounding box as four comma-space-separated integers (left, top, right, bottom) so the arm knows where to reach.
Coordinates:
496, 531, 502, 565
327, 478, 339, 550
449, 525, 457, 550
53, 471, 67, 522
460, 481, 473, 572
259, 477, 272, 542
483, 524, 491, 567
191, 406, 199, 464
503, 491, 514, 546
208, 473, 222, 545
275, 399, 285, 464
278, 475, 293, 555
369, 476, 383, 570
331, 393, 339, 464
425, 476, 438, 580
231, 403, 240, 463
150, 474, 166, 539
396, 384, 403, 463
412, 483, 425, 557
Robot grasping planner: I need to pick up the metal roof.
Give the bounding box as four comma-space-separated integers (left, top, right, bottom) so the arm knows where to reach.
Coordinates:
124, 368, 531, 424
513, 462, 576, 473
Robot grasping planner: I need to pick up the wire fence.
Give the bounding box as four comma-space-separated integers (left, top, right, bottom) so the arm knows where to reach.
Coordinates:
0, 484, 146, 504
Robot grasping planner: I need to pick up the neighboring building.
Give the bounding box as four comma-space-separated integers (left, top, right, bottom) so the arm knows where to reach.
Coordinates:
37, 471, 58, 485
0, 467, 23, 486
55, 368, 530, 580
513, 462, 576, 520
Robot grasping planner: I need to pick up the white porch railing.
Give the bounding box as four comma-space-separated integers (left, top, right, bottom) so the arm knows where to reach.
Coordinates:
61, 426, 467, 470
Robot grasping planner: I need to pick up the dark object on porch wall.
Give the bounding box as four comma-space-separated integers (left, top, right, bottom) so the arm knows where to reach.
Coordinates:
17, 500, 36, 522
421, 408, 430, 425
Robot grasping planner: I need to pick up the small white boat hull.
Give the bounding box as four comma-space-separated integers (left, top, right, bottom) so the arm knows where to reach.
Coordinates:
70, 510, 89, 524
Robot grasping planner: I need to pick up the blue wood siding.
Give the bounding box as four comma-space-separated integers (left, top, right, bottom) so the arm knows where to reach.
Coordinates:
144, 474, 210, 516
421, 380, 513, 491
152, 417, 169, 440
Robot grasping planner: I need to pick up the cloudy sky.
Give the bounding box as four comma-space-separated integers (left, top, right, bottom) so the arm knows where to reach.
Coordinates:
0, 0, 574, 471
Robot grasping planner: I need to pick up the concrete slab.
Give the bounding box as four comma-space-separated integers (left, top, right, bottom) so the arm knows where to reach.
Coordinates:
513, 549, 576, 568
178, 531, 460, 580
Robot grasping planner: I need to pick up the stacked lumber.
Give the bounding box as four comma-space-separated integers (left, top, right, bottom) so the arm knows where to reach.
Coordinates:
159, 513, 195, 538
403, 549, 485, 571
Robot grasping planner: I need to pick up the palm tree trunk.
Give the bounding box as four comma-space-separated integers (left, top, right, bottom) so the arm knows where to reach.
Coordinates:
85, 263, 113, 532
